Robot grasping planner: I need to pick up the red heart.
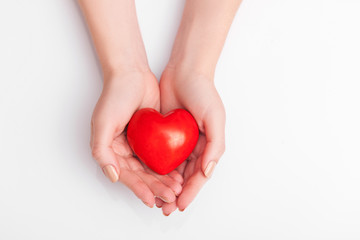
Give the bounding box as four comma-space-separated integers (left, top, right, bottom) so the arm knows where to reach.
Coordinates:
126, 108, 199, 175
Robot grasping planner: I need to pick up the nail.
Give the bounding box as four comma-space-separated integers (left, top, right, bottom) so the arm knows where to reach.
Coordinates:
157, 196, 170, 203
143, 201, 153, 208
163, 212, 170, 217
102, 165, 118, 183
204, 161, 217, 178
179, 208, 185, 212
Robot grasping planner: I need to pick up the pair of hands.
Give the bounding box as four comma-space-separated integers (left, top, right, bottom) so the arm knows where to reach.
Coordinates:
90, 67, 225, 216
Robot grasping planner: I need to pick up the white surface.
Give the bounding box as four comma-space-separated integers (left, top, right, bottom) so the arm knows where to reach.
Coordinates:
1, 0, 360, 239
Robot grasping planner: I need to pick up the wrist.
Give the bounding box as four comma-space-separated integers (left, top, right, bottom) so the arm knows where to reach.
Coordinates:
102, 67, 152, 87
164, 62, 215, 82
102, 60, 151, 80
166, 42, 217, 79
161, 65, 214, 88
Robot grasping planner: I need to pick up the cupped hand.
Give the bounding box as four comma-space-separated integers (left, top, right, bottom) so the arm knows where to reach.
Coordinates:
158, 68, 226, 215
90, 70, 183, 208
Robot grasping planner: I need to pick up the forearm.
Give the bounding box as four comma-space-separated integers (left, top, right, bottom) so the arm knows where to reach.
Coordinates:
78, 0, 149, 79
167, 0, 242, 77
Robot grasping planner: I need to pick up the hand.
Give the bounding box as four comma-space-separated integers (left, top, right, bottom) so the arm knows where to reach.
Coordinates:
158, 67, 226, 215
90, 70, 183, 207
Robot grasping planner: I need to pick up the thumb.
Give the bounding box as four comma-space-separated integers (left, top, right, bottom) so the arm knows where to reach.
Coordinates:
91, 120, 121, 183
201, 108, 226, 178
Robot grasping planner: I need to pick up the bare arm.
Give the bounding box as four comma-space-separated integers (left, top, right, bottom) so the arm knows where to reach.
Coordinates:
78, 0, 150, 80
167, 0, 242, 77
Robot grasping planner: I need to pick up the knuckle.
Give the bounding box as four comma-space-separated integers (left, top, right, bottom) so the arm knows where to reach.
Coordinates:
214, 141, 225, 158
91, 145, 104, 160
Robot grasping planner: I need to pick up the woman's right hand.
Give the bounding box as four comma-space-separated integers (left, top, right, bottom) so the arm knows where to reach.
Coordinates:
90, 70, 183, 208
157, 67, 226, 215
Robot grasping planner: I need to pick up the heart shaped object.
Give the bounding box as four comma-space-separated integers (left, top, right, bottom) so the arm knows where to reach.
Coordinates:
126, 108, 199, 175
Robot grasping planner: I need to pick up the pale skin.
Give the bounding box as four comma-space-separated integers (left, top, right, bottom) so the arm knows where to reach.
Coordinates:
78, 0, 241, 215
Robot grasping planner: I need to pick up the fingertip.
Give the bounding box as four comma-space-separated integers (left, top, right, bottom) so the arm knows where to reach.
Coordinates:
203, 160, 217, 178
102, 165, 119, 182
143, 200, 154, 208
162, 202, 177, 216
176, 195, 189, 212
155, 197, 164, 208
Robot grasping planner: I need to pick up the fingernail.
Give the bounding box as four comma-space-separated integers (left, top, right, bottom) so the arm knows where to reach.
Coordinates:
143, 201, 153, 208
102, 165, 118, 183
157, 196, 170, 203
163, 212, 170, 217
204, 161, 217, 178
179, 208, 185, 212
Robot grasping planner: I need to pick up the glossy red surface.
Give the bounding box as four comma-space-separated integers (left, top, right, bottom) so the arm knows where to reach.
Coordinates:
127, 108, 199, 175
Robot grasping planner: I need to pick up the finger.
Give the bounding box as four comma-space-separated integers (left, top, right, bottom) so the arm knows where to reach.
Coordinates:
119, 169, 155, 208
162, 202, 177, 216
177, 170, 208, 211
155, 197, 164, 208
155, 174, 183, 196
167, 170, 184, 185
201, 107, 226, 178
136, 172, 177, 203
174, 160, 188, 177
91, 119, 120, 183
184, 157, 196, 181
144, 167, 183, 196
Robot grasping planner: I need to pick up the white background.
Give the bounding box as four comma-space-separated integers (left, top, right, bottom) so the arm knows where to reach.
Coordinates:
1, 0, 360, 239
